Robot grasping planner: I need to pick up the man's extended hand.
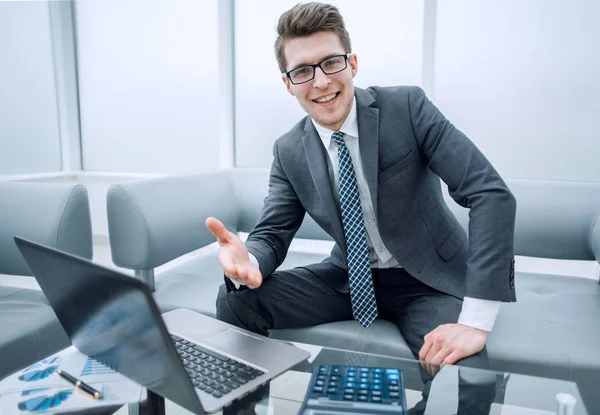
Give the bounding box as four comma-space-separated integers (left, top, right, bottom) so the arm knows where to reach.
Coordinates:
205, 217, 263, 289
418, 323, 488, 376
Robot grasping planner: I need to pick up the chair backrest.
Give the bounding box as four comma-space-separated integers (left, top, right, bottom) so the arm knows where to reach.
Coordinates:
107, 171, 236, 270
107, 169, 600, 273
229, 168, 332, 240
443, 179, 600, 261
107, 169, 331, 271
0, 182, 93, 276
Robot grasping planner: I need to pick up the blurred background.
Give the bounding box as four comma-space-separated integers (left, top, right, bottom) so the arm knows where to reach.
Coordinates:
1, 0, 599, 277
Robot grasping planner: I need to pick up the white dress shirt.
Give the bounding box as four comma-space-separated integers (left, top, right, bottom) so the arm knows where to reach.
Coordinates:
309, 98, 500, 332
244, 98, 500, 332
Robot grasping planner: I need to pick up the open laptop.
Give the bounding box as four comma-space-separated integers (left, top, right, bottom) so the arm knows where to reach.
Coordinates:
14, 237, 310, 414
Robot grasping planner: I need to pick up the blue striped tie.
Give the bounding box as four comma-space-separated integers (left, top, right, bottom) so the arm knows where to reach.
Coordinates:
331, 131, 378, 328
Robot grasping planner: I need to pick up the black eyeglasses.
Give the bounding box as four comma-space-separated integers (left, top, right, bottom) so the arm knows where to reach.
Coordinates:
283, 54, 351, 85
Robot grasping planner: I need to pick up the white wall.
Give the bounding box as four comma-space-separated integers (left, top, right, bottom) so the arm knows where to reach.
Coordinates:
434, 0, 600, 181
0, 1, 62, 175
234, 0, 600, 183
75, 0, 221, 174
234, 0, 425, 167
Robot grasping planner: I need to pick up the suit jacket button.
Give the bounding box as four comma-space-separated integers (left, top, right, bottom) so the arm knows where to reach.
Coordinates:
509, 258, 515, 289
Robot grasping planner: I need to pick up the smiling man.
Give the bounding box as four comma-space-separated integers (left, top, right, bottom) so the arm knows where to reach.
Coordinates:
207, 1, 516, 388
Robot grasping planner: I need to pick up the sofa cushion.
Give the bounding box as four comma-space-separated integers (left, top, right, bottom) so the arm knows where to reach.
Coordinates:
276, 272, 600, 383
488, 272, 600, 378
271, 320, 414, 360
155, 255, 600, 384
0, 286, 70, 379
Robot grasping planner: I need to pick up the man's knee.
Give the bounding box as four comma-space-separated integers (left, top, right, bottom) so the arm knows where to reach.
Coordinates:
215, 284, 234, 323
215, 283, 271, 335
455, 346, 491, 371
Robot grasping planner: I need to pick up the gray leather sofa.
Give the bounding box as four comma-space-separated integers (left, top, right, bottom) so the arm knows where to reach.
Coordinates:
107, 168, 600, 411
0, 182, 93, 379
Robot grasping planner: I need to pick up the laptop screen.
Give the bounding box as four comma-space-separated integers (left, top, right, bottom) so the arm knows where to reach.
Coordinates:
15, 237, 204, 414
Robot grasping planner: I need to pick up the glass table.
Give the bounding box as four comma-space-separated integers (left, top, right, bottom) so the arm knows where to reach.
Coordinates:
136, 342, 588, 415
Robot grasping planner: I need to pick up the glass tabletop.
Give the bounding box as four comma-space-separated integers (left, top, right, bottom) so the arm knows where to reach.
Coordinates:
203, 343, 588, 415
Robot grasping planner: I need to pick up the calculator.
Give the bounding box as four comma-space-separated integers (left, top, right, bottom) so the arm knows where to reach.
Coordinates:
298, 364, 407, 414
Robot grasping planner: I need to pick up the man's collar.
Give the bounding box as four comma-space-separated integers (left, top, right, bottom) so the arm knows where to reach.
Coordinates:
311, 96, 358, 149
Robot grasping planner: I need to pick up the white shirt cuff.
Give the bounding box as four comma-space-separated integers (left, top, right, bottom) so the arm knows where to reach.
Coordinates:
457, 297, 501, 332
231, 253, 260, 289
248, 253, 259, 267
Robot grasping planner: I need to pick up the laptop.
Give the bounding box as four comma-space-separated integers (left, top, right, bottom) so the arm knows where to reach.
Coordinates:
14, 237, 310, 414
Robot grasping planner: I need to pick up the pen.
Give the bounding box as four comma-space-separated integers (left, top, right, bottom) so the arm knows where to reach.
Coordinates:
56, 369, 102, 399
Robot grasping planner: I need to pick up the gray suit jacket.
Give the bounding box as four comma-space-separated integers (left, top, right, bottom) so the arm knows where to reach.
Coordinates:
246, 86, 517, 302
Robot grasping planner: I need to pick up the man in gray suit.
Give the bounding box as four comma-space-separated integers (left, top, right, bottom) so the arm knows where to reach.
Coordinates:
207, 2, 516, 376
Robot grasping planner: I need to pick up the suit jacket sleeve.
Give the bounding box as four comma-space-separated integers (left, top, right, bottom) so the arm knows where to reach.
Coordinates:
244, 140, 306, 278
408, 86, 517, 301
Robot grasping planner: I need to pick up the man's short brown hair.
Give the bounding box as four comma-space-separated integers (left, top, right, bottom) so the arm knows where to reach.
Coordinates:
275, 2, 352, 74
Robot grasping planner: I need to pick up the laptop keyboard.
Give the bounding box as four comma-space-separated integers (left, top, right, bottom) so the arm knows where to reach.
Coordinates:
170, 334, 265, 399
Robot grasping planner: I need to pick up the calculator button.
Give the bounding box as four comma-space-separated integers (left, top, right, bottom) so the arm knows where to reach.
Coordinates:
358, 389, 369, 395
372, 384, 382, 391
344, 388, 354, 394
389, 385, 399, 391
343, 394, 354, 400
327, 387, 337, 394
372, 378, 382, 384
358, 383, 369, 389
313, 386, 324, 393
315, 380, 324, 386
372, 390, 382, 396
390, 391, 400, 398
389, 380, 399, 386
372, 396, 382, 402
357, 395, 368, 402
344, 382, 355, 389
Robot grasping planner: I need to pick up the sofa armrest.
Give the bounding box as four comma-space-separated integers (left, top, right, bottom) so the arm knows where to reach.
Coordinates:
107, 171, 239, 270
0, 182, 92, 276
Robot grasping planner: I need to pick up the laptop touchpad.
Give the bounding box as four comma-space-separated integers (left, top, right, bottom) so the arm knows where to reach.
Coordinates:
204, 329, 265, 353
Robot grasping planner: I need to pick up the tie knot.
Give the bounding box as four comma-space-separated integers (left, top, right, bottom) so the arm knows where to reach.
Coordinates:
331, 131, 345, 147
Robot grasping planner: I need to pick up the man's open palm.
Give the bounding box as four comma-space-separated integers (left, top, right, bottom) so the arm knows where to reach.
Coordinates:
205, 217, 263, 288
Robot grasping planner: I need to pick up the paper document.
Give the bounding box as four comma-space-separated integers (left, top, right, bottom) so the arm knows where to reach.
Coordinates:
0, 346, 143, 414
289, 341, 323, 364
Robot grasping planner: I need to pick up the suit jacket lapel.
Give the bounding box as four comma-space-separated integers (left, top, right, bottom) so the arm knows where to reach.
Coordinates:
301, 119, 346, 248
355, 88, 380, 217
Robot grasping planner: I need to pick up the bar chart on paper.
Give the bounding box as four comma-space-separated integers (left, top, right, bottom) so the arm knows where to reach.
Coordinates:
80, 357, 116, 377
0, 347, 144, 414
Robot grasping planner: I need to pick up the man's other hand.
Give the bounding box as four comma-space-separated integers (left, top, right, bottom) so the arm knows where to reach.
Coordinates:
418, 323, 488, 376
205, 217, 263, 289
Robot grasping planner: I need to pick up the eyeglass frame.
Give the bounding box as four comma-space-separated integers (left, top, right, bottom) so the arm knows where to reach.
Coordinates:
282, 53, 353, 85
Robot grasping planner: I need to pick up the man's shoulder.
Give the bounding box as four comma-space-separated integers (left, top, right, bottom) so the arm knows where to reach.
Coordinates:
361, 85, 424, 104
275, 116, 309, 147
